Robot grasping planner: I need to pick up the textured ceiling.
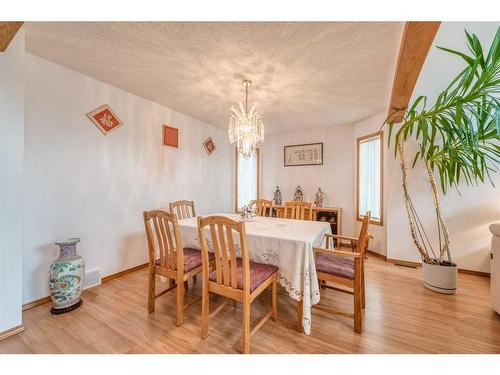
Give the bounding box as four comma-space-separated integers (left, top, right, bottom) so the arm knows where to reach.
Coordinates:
25, 22, 404, 133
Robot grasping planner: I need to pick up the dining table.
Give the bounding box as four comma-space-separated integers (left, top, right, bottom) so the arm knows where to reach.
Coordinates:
177, 213, 331, 335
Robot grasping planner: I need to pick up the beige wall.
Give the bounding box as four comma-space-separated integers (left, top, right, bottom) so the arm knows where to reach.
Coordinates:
385, 22, 500, 273
261, 125, 356, 237
0, 29, 25, 332
22, 53, 233, 303
353, 112, 388, 256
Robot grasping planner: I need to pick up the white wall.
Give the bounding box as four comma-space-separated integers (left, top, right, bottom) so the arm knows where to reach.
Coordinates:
262, 126, 356, 237
386, 22, 500, 273
260, 113, 389, 255
0, 29, 25, 332
23, 54, 232, 303
353, 112, 388, 256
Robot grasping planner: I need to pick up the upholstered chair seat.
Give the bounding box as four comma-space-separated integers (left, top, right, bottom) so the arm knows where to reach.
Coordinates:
155, 248, 215, 274
315, 252, 355, 280
209, 259, 278, 292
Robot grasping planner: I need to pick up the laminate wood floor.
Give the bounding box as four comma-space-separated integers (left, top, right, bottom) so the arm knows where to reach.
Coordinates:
1, 256, 499, 354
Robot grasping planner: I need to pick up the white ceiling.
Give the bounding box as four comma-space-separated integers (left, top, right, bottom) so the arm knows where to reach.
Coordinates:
25, 22, 404, 134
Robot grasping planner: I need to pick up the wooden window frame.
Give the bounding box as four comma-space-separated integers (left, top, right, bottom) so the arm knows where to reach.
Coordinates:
356, 131, 384, 226
234, 148, 260, 213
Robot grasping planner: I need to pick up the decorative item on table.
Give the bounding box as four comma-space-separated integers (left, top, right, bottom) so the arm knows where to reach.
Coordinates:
239, 204, 257, 222
273, 185, 282, 205
203, 137, 216, 155
49, 238, 85, 314
284, 143, 323, 166
163, 125, 179, 148
313, 188, 325, 207
87, 105, 123, 135
293, 185, 304, 201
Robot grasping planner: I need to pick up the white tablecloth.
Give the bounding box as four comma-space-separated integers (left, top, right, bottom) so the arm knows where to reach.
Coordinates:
177, 213, 331, 334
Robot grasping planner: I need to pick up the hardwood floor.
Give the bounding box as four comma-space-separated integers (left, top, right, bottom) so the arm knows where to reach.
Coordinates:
1, 256, 499, 354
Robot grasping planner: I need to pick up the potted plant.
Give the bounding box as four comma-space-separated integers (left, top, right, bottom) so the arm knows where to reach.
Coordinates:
387, 27, 500, 294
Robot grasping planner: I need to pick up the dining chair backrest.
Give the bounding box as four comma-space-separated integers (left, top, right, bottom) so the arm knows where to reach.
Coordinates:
169, 200, 196, 220
284, 201, 312, 220
143, 210, 184, 273
197, 215, 251, 292
251, 199, 273, 217
357, 211, 371, 256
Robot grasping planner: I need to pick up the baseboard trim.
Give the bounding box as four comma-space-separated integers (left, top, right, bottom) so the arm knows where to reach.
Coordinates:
384, 257, 490, 277
366, 249, 387, 260
457, 268, 490, 278
22, 296, 51, 311
101, 263, 148, 283
22, 262, 149, 311
0, 325, 24, 341
387, 258, 421, 268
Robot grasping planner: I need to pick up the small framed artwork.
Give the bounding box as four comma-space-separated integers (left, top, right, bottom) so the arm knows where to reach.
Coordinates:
163, 125, 179, 148
203, 137, 216, 155
284, 142, 323, 167
87, 105, 123, 135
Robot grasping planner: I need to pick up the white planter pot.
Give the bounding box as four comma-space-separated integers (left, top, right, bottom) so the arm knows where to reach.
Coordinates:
422, 260, 457, 295
489, 223, 500, 315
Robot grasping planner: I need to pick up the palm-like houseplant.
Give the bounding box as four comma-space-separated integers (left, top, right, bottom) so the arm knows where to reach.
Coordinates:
386, 27, 500, 293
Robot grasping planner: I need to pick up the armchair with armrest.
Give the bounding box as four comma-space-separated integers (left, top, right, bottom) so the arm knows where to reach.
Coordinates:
307, 212, 371, 334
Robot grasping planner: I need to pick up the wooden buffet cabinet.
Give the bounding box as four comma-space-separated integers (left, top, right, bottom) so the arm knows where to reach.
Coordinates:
273, 205, 342, 238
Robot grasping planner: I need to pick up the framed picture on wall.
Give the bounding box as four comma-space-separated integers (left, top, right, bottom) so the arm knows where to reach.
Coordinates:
284, 142, 323, 166
163, 125, 179, 148
87, 105, 123, 135
203, 137, 216, 155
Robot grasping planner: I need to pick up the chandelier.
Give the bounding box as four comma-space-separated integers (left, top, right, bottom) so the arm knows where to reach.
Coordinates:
228, 80, 264, 159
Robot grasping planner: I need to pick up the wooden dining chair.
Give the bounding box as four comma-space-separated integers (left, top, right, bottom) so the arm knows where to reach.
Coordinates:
197, 215, 278, 354
284, 201, 312, 220
169, 200, 196, 220
250, 198, 273, 217
143, 210, 214, 326
310, 211, 371, 334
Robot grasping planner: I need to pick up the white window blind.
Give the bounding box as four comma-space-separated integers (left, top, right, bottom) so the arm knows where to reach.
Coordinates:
358, 134, 382, 222
236, 151, 258, 210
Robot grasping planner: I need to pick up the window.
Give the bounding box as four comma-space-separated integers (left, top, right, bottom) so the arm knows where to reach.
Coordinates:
356, 132, 383, 225
234, 148, 260, 211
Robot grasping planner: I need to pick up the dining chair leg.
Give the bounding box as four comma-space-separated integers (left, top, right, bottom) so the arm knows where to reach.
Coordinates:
242, 297, 251, 354
272, 276, 278, 321
361, 266, 366, 309
184, 280, 189, 295
147, 267, 155, 313
176, 278, 184, 327
296, 299, 303, 333
193, 275, 197, 283
201, 282, 209, 338
354, 289, 362, 333
354, 261, 362, 334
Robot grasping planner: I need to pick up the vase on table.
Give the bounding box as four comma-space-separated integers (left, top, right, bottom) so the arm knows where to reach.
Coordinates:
49, 238, 85, 314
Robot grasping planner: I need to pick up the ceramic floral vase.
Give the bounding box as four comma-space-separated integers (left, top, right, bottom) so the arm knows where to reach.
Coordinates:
49, 238, 85, 314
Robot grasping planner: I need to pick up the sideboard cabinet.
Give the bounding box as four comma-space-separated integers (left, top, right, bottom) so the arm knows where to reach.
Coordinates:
273, 205, 342, 239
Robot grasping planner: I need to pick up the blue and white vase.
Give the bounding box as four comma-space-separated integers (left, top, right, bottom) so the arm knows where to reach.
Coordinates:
49, 238, 85, 314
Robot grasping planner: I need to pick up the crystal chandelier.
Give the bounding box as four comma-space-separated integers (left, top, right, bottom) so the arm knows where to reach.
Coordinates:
228, 80, 264, 159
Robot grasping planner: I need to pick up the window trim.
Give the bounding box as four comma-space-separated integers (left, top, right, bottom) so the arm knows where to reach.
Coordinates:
234, 148, 260, 213
356, 131, 384, 226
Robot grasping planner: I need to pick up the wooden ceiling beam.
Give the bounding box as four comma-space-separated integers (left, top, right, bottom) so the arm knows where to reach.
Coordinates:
0, 22, 24, 52
387, 21, 441, 123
